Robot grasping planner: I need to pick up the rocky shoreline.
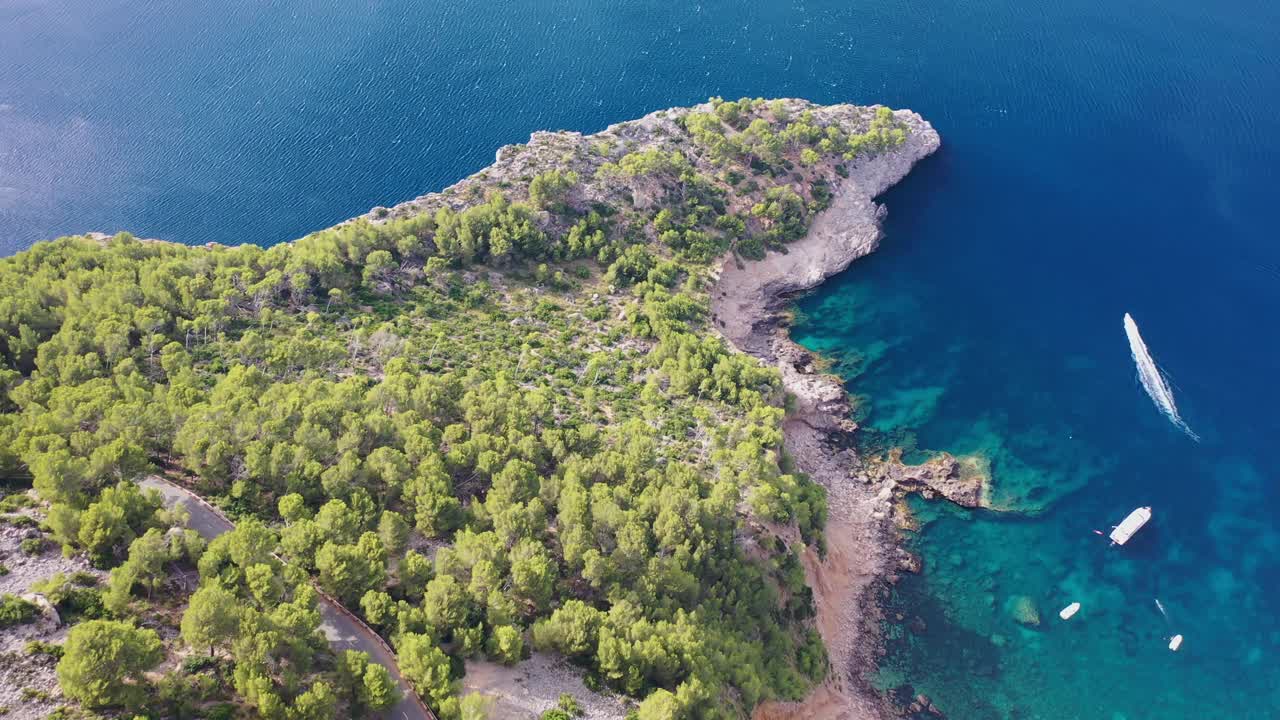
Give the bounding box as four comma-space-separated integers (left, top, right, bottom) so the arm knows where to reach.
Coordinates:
709, 110, 942, 720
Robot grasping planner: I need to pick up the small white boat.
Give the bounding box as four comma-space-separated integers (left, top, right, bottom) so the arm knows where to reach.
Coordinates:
1059, 602, 1081, 620
1169, 634, 1183, 651
1109, 506, 1153, 546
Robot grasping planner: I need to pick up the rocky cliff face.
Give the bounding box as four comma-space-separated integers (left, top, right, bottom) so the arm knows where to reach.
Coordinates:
711, 109, 940, 358
710, 111, 941, 720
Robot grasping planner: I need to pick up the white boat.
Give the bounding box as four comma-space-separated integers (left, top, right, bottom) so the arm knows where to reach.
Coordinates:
1109, 506, 1152, 546
1169, 634, 1184, 651
1124, 314, 1199, 442
1059, 602, 1081, 620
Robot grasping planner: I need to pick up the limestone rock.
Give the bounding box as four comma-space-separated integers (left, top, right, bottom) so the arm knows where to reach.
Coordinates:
19, 593, 60, 627
873, 449, 989, 508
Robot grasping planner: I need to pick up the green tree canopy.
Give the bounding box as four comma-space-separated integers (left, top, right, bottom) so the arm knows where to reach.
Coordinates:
181, 583, 242, 656
57, 620, 163, 708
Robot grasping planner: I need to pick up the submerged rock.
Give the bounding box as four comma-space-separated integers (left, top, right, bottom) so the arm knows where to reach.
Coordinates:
898, 550, 922, 574
906, 693, 946, 718
1007, 595, 1041, 626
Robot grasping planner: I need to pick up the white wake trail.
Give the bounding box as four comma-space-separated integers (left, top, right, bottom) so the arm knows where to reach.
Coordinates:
1124, 313, 1199, 441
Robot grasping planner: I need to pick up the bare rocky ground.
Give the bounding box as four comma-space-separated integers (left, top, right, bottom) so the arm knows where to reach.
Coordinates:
0, 621, 67, 720
463, 653, 633, 720
0, 496, 100, 719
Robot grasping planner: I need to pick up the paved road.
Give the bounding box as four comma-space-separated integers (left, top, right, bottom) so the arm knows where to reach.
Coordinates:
141, 477, 433, 720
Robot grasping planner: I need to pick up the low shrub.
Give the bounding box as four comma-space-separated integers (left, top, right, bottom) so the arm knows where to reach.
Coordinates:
0, 595, 38, 628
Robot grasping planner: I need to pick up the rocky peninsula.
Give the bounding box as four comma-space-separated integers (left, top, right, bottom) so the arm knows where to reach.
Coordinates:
353, 98, 970, 718
356, 99, 953, 715
0, 97, 972, 720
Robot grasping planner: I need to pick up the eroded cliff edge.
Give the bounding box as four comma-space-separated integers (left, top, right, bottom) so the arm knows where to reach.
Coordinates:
710, 111, 942, 720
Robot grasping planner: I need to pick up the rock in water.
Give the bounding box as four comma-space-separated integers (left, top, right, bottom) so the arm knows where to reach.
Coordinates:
872, 449, 990, 508
1008, 595, 1041, 626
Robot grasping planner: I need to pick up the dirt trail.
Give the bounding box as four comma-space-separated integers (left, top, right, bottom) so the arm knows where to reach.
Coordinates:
140, 477, 437, 720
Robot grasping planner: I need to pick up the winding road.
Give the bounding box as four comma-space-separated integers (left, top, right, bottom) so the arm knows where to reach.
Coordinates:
141, 477, 436, 720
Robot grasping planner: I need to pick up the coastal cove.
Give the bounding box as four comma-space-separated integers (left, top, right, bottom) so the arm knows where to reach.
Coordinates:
790, 43, 1280, 718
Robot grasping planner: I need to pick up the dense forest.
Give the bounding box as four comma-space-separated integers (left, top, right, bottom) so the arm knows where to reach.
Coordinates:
0, 99, 909, 719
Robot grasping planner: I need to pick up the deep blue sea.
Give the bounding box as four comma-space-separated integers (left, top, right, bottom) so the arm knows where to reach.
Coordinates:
4, 0, 1278, 717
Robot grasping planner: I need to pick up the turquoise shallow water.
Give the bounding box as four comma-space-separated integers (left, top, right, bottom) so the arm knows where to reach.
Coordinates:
793, 92, 1280, 715
5, 0, 1280, 716
787, 3, 1280, 713
795, 249, 1280, 716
